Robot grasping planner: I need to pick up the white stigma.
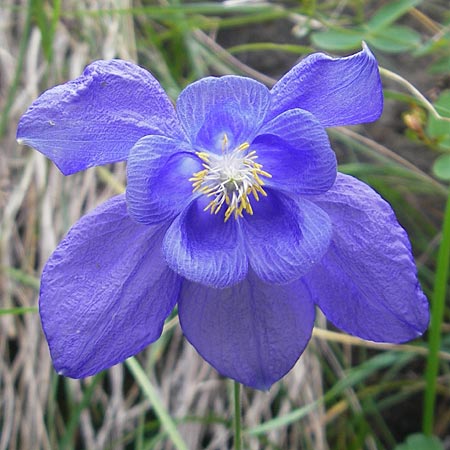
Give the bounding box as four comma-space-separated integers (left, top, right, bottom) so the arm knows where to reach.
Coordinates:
189, 133, 272, 221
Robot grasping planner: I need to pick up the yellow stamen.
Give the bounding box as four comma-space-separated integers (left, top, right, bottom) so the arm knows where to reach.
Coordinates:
221, 133, 229, 153
196, 152, 211, 163
190, 141, 271, 222
237, 142, 250, 152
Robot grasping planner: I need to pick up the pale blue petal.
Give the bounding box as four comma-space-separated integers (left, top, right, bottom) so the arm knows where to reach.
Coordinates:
40, 195, 180, 377
126, 135, 199, 225
17, 60, 183, 175
176, 76, 271, 151
163, 199, 248, 288
305, 173, 429, 342
253, 108, 336, 195
269, 44, 383, 127
243, 190, 332, 284
179, 271, 315, 390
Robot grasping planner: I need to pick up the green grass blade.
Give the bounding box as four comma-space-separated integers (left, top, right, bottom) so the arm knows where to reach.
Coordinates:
248, 351, 413, 436
0, 0, 32, 137
228, 42, 311, 55
247, 398, 322, 436
59, 373, 105, 450
0, 306, 38, 315
4, 267, 40, 290
423, 188, 450, 435
126, 357, 188, 450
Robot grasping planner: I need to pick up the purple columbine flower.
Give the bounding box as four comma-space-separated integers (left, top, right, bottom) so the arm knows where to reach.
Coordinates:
17, 44, 429, 390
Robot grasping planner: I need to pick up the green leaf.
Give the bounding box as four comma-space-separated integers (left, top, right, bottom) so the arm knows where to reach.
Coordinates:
433, 154, 450, 181
430, 55, 450, 74
367, 0, 422, 30
310, 28, 365, 51
394, 433, 443, 450
368, 25, 421, 53
427, 90, 450, 149
432, 91, 450, 118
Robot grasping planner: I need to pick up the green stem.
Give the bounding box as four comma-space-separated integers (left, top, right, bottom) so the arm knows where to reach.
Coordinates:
233, 381, 242, 450
423, 188, 450, 435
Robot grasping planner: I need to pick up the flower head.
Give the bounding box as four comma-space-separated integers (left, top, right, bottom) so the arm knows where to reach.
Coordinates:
17, 44, 429, 390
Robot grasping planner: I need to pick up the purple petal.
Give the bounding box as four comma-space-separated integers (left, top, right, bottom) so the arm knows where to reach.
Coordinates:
176, 76, 271, 151
179, 271, 315, 390
253, 108, 336, 195
126, 135, 199, 225
243, 190, 332, 284
17, 60, 183, 175
304, 173, 429, 342
40, 195, 180, 378
162, 199, 248, 288
268, 43, 383, 127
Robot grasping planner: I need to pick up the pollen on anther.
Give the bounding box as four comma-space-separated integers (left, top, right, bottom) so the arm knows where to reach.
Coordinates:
190, 142, 271, 222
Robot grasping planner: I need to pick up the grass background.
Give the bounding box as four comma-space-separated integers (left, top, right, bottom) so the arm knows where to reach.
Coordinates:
1, 0, 449, 449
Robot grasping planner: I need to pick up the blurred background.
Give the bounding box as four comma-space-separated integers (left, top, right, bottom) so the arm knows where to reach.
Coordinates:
1, 0, 449, 449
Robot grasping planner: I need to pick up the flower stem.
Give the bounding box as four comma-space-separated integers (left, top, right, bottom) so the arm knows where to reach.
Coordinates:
423, 188, 450, 435
233, 381, 242, 450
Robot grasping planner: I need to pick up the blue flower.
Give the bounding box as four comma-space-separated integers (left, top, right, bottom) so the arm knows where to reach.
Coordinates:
17, 44, 429, 390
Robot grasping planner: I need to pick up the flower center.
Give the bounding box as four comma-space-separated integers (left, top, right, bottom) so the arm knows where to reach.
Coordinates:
189, 134, 272, 222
